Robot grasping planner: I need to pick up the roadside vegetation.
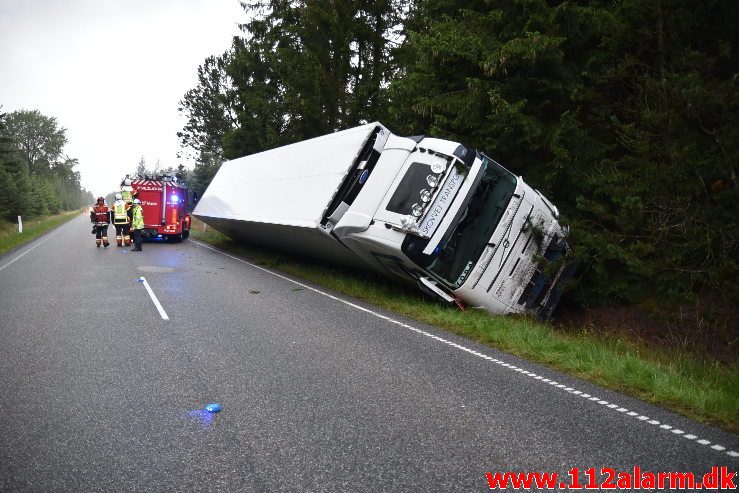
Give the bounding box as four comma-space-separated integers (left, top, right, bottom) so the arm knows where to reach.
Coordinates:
0, 108, 93, 258
0, 110, 94, 219
0, 211, 80, 257
190, 218, 738, 435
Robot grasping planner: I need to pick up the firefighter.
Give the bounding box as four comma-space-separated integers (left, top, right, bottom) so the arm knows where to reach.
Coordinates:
121, 177, 134, 203
89, 196, 110, 247
112, 193, 131, 247
130, 198, 144, 251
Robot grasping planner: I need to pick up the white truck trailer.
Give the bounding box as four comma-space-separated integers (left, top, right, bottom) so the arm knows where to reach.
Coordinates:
194, 122, 571, 317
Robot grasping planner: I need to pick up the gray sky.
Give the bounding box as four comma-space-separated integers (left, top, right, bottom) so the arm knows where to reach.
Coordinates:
0, 0, 243, 196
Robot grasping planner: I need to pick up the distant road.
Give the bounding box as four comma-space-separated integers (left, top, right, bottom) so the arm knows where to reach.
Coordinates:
1, 215, 736, 491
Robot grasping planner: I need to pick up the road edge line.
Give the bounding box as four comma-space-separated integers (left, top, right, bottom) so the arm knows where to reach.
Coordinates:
0, 225, 66, 273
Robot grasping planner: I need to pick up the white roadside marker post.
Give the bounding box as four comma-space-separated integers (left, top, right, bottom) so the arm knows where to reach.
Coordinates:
17, 215, 22, 234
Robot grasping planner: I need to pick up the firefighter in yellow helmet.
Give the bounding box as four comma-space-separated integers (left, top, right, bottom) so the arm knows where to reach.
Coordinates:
112, 193, 131, 247
130, 198, 145, 251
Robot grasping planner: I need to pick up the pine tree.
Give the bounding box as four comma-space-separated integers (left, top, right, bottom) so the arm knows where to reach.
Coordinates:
389, 0, 738, 311
135, 156, 148, 179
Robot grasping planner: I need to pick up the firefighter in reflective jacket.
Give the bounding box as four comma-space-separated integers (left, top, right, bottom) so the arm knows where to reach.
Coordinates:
121, 177, 134, 203
130, 198, 144, 251
89, 196, 110, 247
112, 193, 131, 247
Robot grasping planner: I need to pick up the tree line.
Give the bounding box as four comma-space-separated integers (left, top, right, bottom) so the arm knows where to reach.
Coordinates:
0, 109, 94, 220
179, 0, 737, 324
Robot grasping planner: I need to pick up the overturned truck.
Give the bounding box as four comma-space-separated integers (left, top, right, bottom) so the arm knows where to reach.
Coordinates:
194, 123, 571, 317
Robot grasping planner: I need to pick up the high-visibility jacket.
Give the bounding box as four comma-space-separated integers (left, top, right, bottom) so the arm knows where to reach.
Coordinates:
113, 200, 129, 225
131, 205, 144, 230
121, 187, 133, 202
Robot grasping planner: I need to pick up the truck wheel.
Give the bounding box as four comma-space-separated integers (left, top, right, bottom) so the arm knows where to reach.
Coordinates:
168, 233, 183, 243
182, 228, 189, 239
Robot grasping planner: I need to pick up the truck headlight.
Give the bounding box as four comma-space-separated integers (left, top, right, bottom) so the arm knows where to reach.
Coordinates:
420, 189, 431, 203
427, 175, 439, 188
431, 162, 446, 174
411, 203, 424, 217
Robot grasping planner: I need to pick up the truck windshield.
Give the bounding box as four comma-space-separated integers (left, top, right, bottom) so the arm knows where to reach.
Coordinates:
426, 157, 517, 288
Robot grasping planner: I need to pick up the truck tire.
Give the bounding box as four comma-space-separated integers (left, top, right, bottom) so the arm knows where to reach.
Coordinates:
168, 233, 183, 243
182, 228, 189, 239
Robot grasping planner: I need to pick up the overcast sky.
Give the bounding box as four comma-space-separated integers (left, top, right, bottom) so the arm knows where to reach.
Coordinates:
0, 0, 243, 196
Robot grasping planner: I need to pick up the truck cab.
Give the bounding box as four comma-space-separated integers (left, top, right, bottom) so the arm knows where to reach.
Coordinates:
325, 128, 570, 318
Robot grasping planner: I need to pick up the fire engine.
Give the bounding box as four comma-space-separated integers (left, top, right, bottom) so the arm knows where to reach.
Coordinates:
130, 176, 191, 241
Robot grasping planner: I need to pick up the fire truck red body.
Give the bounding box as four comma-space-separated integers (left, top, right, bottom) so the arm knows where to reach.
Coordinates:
130, 177, 191, 241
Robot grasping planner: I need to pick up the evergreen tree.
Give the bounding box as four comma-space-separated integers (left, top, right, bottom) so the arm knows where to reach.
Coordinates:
389, 0, 738, 310
135, 156, 148, 178
179, 0, 405, 163
178, 50, 239, 161
188, 152, 222, 205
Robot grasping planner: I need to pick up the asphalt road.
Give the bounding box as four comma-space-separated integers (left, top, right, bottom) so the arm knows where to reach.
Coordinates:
0, 214, 737, 492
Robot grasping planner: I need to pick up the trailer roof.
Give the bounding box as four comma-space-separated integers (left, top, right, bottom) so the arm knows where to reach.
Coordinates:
194, 123, 382, 228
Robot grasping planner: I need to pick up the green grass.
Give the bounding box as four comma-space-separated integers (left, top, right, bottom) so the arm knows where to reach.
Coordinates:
190, 219, 739, 435
0, 211, 81, 256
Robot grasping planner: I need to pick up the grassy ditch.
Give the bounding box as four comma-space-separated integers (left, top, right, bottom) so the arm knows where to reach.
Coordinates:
190, 218, 738, 435
0, 211, 81, 257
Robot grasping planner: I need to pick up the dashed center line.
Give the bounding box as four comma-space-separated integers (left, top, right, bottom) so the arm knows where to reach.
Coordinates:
140, 276, 169, 320
192, 240, 739, 460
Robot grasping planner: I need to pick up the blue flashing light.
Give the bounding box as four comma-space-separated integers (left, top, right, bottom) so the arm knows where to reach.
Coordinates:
204, 403, 221, 413
433, 245, 441, 255
171, 194, 179, 203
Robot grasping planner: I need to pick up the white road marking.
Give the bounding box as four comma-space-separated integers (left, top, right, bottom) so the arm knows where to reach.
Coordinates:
192, 239, 739, 460
0, 226, 65, 273
140, 276, 169, 320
